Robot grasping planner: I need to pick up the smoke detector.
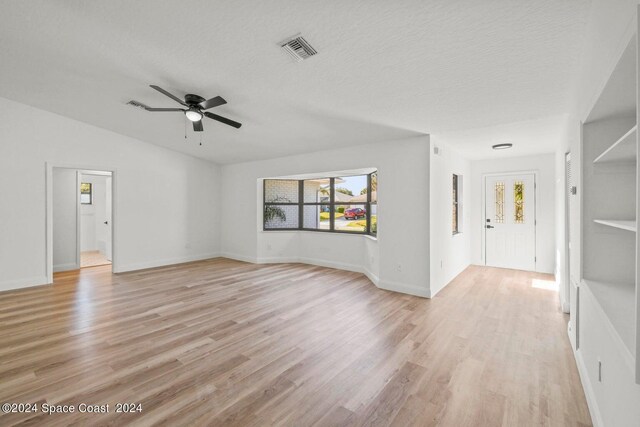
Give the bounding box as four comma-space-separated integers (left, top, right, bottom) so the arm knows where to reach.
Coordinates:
280, 35, 317, 62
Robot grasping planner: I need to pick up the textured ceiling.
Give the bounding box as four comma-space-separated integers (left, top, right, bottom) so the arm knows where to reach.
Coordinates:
0, 0, 589, 163
432, 115, 570, 160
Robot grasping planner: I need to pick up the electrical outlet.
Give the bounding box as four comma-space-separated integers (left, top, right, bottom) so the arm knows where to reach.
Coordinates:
396, 264, 402, 273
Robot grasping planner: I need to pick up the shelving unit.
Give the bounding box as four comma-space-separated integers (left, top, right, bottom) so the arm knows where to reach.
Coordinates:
593, 219, 637, 232
580, 32, 639, 386
582, 279, 636, 358
593, 125, 637, 163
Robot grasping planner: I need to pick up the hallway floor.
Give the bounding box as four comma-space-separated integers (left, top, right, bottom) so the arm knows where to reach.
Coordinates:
80, 250, 111, 268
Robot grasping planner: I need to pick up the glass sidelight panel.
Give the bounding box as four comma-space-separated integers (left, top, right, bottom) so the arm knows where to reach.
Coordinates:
495, 182, 504, 223
514, 181, 524, 224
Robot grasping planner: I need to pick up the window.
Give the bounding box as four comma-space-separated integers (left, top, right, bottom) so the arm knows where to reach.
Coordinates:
263, 179, 299, 229
264, 171, 377, 236
80, 182, 92, 205
452, 174, 462, 234
370, 172, 377, 236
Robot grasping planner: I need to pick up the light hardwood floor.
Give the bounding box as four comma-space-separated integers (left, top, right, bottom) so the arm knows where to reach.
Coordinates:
80, 250, 111, 268
0, 259, 591, 426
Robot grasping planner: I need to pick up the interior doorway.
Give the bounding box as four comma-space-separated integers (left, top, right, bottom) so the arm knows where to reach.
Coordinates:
484, 172, 536, 271
50, 167, 113, 275
79, 171, 112, 268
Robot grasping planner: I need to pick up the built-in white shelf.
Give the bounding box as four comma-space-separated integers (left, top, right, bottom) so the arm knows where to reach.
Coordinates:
593, 219, 637, 232
593, 125, 637, 163
582, 279, 636, 358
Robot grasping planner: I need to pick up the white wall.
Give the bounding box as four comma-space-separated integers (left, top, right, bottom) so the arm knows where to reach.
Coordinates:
220, 135, 432, 297
470, 154, 555, 274
52, 168, 78, 272
80, 174, 109, 253
0, 96, 221, 291
429, 140, 471, 296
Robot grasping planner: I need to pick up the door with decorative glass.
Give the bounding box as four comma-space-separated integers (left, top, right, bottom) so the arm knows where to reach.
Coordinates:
484, 173, 536, 271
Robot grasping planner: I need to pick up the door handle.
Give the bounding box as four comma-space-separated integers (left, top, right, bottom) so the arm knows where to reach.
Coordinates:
486, 225, 494, 229
104, 221, 109, 225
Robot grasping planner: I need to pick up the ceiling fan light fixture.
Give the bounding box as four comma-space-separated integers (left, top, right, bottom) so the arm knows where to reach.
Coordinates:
185, 108, 203, 122
492, 143, 513, 150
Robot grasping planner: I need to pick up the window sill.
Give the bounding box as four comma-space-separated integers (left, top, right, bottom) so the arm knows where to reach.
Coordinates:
261, 230, 377, 241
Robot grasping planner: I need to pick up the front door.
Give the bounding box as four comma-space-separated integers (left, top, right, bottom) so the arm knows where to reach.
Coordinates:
484, 173, 536, 271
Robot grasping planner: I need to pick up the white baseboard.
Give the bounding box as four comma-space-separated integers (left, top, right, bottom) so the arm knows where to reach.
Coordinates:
219, 252, 258, 264
428, 263, 472, 298
362, 268, 380, 286
114, 252, 221, 273
257, 256, 300, 264
377, 279, 430, 298
574, 349, 603, 427
0, 276, 50, 293
226, 253, 429, 298
53, 263, 80, 272
555, 272, 571, 314
296, 257, 363, 275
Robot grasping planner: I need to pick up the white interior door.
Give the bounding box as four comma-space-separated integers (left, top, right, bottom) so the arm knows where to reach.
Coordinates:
484, 173, 536, 271
105, 176, 112, 261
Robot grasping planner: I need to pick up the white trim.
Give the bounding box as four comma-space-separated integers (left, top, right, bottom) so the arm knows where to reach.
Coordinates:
236, 253, 428, 298
0, 276, 50, 293
46, 162, 118, 283
362, 268, 380, 286
574, 349, 603, 427
75, 171, 81, 270
296, 257, 363, 274
220, 252, 259, 264
481, 170, 539, 271
114, 253, 221, 273
377, 279, 430, 298
561, 151, 571, 314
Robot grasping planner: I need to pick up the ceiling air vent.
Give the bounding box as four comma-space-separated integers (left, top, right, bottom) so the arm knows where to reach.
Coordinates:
281, 35, 317, 62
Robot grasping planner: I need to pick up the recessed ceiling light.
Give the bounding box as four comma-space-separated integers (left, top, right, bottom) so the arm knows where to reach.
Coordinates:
492, 143, 513, 150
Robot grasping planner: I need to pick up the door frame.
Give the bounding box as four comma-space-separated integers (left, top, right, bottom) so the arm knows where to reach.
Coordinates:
481, 170, 538, 270
46, 162, 118, 284
76, 170, 113, 268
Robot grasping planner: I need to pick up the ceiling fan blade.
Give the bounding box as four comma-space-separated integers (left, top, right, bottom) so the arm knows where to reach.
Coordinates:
199, 96, 227, 110
204, 112, 242, 129
150, 85, 187, 106
193, 120, 204, 132
146, 107, 185, 112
